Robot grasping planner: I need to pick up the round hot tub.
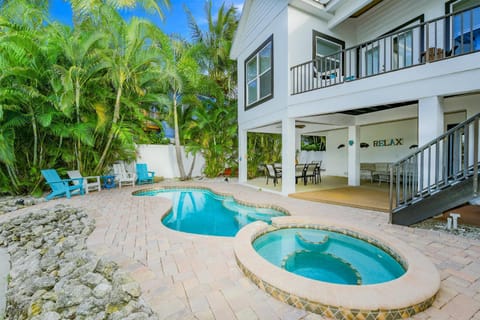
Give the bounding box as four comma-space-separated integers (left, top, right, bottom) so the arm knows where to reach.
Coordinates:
234, 216, 440, 319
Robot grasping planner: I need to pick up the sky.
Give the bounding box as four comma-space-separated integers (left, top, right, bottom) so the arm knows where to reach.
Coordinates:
49, 0, 244, 41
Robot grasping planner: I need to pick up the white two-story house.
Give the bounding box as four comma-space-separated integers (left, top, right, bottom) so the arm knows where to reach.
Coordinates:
230, 0, 480, 205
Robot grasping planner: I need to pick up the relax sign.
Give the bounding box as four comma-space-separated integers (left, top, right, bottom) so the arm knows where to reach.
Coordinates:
373, 138, 403, 147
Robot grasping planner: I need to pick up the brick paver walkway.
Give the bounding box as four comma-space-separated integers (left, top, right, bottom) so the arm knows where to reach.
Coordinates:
2, 181, 479, 319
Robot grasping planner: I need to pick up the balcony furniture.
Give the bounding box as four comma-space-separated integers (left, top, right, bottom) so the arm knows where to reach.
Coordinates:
265, 164, 282, 187
41, 169, 84, 200
421, 47, 444, 62
67, 170, 101, 194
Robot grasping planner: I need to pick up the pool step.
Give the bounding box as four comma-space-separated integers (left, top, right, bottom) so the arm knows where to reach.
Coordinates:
222, 199, 283, 224
295, 232, 330, 251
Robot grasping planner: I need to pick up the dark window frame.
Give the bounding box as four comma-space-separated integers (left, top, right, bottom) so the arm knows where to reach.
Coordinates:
311, 31, 345, 76
445, 0, 480, 54
244, 35, 274, 110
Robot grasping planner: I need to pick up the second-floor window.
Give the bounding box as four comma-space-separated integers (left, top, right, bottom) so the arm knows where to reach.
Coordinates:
448, 0, 480, 55
393, 31, 413, 69
245, 35, 273, 109
312, 31, 345, 77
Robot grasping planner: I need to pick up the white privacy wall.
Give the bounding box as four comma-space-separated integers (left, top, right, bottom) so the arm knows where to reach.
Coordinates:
136, 145, 206, 179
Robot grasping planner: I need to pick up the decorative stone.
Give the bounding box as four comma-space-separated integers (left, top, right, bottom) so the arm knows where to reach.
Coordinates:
33, 276, 57, 291
55, 284, 92, 308
81, 272, 107, 288
0, 205, 158, 320
92, 283, 112, 299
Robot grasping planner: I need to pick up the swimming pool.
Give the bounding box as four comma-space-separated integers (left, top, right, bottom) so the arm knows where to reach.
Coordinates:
253, 228, 405, 285
134, 188, 286, 236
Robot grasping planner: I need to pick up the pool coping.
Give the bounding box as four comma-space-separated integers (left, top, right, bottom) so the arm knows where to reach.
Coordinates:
234, 216, 440, 319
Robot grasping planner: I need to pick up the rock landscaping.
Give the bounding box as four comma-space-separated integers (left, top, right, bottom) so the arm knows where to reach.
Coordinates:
0, 196, 46, 216
0, 205, 158, 320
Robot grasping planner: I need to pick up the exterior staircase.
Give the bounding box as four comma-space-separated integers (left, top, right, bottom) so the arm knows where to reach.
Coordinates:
389, 112, 480, 226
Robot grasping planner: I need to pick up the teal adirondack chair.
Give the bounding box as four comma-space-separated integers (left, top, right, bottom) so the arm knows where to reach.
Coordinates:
135, 163, 155, 184
41, 169, 85, 200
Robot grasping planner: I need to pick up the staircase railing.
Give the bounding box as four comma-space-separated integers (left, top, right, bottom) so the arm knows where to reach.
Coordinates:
389, 112, 480, 222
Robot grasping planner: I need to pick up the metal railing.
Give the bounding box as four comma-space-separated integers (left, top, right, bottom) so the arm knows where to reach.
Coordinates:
291, 5, 480, 95
389, 112, 480, 218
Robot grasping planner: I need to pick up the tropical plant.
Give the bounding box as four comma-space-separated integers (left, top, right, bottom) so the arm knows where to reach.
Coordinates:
69, 0, 170, 22
182, 1, 239, 178
156, 35, 201, 180
247, 133, 282, 179
93, 7, 166, 173
184, 93, 237, 178
185, 0, 238, 95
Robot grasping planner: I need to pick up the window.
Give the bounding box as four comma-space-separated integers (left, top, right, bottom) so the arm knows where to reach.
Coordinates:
245, 36, 273, 109
365, 45, 379, 76
393, 31, 413, 69
312, 31, 345, 76
386, 15, 423, 69
447, 0, 480, 54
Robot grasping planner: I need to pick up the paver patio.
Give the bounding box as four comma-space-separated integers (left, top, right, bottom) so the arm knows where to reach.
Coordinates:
1, 180, 479, 319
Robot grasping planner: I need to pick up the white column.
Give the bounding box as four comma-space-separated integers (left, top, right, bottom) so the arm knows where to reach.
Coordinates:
295, 131, 302, 163
238, 127, 248, 184
418, 96, 444, 187
348, 125, 360, 186
281, 118, 296, 195
466, 109, 477, 168
418, 96, 444, 145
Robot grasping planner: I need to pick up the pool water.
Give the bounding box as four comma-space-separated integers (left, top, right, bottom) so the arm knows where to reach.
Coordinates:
253, 228, 405, 285
135, 189, 285, 237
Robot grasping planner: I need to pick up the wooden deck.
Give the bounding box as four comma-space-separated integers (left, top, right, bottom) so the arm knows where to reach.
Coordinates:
248, 175, 391, 212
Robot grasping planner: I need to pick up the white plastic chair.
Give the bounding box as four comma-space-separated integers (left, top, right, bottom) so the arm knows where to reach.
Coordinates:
113, 163, 135, 188
67, 170, 101, 194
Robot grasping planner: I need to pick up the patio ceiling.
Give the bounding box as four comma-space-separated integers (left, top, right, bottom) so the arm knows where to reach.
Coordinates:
247, 102, 417, 135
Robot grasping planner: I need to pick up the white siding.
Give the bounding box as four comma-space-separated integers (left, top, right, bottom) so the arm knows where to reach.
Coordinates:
288, 6, 356, 67
354, 0, 445, 44
237, 5, 290, 131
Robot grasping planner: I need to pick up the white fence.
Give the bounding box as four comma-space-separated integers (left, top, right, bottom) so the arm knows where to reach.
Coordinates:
136, 144, 206, 179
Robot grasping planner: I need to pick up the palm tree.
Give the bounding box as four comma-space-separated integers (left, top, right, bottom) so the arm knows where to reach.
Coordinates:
49, 23, 106, 171
69, 0, 170, 22
0, 3, 73, 193
182, 1, 239, 177
157, 36, 201, 180
185, 0, 238, 95
94, 7, 165, 173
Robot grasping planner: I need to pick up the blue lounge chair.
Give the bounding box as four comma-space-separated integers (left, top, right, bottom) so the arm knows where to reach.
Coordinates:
41, 169, 85, 200
135, 163, 155, 184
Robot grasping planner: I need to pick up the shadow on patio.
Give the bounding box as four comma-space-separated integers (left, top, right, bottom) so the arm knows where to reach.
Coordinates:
248, 175, 392, 212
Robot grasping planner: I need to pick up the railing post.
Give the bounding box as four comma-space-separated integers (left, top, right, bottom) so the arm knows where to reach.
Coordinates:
474, 117, 479, 197
389, 166, 394, 223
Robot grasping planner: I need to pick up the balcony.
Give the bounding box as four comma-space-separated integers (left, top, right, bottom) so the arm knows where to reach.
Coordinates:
291, 5, 480, 95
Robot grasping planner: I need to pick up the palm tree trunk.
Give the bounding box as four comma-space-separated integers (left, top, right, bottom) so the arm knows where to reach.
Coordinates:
173, 92, 187, 180
187, 152, 196, 179
75, 79, 82, 171
95, 84, 122, 173
29, 106, 38, 168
